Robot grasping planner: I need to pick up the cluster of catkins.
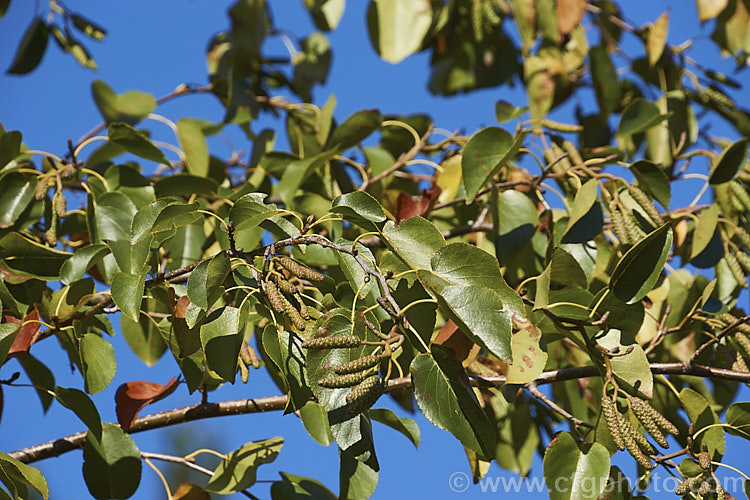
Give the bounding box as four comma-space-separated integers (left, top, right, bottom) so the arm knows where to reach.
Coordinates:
301, 333, 389, 416
609, 184, 662, 246
601, 392, 679, 469
718, 312, 750, 372
675, 448, 724, 499
261, 256, 325, 330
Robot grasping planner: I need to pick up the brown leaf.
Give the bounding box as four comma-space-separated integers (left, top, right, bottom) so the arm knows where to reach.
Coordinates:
647, 11, 669, 66
696, 0, 728, 22
395, 186, 442, 223
173, 483, 210, 500
433, 319, 476, 364
556, 0, 588, 35
115, 377, 179, 431
7, 306, 40, 360
166, 287, 200, 358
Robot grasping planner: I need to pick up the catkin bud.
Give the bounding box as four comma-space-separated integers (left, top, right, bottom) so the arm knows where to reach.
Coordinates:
633, 398, 679, 436
733, 332, 750, 359
734, 226, 750, 249
628, 185, 662, 223
239, 357, 250, 383
346, 376, 384, 415
283, 297, 306, 331
53, 191, 67, 217
334, 354, 384, 375
317, 371, 371, 389
609, 202, 629, 245
60, 163, 77, 178
722, 312, 750, 335
624, 212, 646, 242
295, 294, 310, 320
602, 395, 625, 450
698, 450, 711, 470
471, 0, 484, 42
726, 253, 748, 287
698, 478, 712, 496
676, 476, 703, 495
264, 281, 286, 313
273, 276, 299, 295
735, 251, 750, 273
277, 256, 325, 282
716, 483, 726, 499
730, 181, 750, 212
629, 397, 671, 447
301, 335, 361, 349
703, 86, 735, 109
482, 0, 502, 25
540, 119, 583, 133
619, 417, 653, 469
240, 342, 261, 369
562, 140, 583, 166
631, 429, 657, 454
34, 179, 48, 200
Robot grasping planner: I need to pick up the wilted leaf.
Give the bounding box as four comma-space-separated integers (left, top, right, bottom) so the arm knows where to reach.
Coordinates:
114, 377, 179, 431
7, 305, 39, 360
506, 325, 547, 384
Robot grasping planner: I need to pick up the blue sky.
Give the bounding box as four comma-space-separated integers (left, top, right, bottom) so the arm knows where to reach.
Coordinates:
1, 1, 749, 498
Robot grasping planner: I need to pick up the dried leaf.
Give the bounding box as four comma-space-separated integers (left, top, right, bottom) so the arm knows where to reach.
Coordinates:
7, 305, 40, 360
115, 377, 179, 431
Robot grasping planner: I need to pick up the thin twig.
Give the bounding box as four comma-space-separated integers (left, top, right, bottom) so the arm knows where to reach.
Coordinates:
526, 381, 595, 429
359, 124, 434, 190
688, 315, 750, 365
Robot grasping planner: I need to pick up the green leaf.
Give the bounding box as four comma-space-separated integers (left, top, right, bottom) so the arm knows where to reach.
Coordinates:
82, 423, 141, 500
107, 122, 170, 165
495, 189, 539, 263
154, 174, 219, 197
60, 244, 109, 285
177, 118, 209, 177
617, 98, 670, 138
709, 138, 748, 184
187, 253, 230, 310
328, 109, 382, 150
0, 452, 49, 500
369, 408, 420, 448
506, 325, 547, 384
495, 100, 528, 123
54, 386, 102, 440
609, 224, 672, 304
111, 269, 146, 322
430, 242, 524, 319
589, 45, 621, 117
543, 432, 610, 500
462, 127, 527, 201
299, 401, 334, 446
562, 179, 603, 243
91, 80, 156, 125
94, 191, 138, 241
277, 149, 336, 204
381, 217, 445, 270
679, 388, 724, 459
200, 306, 242, 382
7, 17, 48, 75
340, 448, 378, 500
630, 160, 671, 208
0, 173, 35, 228
690, 204, 720, 260
270, 472, 337, 500
726, 402, 750, 440
0, 323, 19, 366
439, 284, 512, 361
367, 0, 432, 63
230, 193, 282, 232
303, 0, 345, 31
0, 130, 22, 169
80, 333, 116, 394
331, 191, 387, 227
19, 355, 54, 412
411, 346, 496, 457
0, 232, 71, 282
48, 278, 95, 322
336, 238, 377, 299
207, 437, 283, 494
121, 313, 168, 367
71, 14, 106, 41
547, 247, 587, 289
596, 329, 653, 398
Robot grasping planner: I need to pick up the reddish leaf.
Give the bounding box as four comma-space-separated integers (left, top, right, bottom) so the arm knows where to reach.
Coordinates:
167, 287, 200, 357
433, 319, 476, 364
173, 482, 210, 500
395, 186, 442, 223
7, 305, 40, 360
556, 0, 588, 35
115, 377, 179, 431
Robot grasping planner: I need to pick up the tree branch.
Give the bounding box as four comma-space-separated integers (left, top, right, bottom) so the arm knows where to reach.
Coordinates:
9, 362, 750, 465
358, 123, 434, 190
